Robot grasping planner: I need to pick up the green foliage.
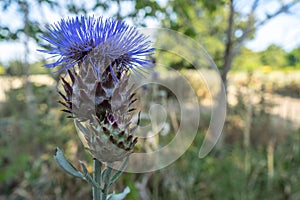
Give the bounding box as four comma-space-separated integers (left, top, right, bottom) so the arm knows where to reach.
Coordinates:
0, 0, 56, 42
232, 45, 300, 72
29, 61, 50, 74
131, 0, 165, 26
0, 64, 5, 75
135, 128, 300, 199
259, 45, 288, 68
201, 0, 226, 13
233, 47, 263, 71
0, 0, 164, 44
5, 60, 25, 76
0, 80, 84, 197
286, 47, 300, 67
4, 60, 49, 76
158, 0, 260, 70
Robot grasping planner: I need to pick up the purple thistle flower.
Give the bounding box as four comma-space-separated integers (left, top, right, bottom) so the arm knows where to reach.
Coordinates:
39, 16, 155, 78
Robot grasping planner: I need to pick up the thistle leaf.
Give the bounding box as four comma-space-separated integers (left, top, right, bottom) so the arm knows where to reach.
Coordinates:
110, 156, 129, 184
107, 187, 130, 200
54, 147, 84, 179
79, 161, 101, 189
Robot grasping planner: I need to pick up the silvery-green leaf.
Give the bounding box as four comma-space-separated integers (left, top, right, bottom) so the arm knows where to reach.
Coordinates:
107, 187, 130, 200
110, 156, 129, 184
79, 161, 101, 189
54, 147, 84, 179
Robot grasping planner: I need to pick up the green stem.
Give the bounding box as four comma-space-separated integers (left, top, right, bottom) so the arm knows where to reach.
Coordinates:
101, 163, 114, 200
93, 159, 102, 200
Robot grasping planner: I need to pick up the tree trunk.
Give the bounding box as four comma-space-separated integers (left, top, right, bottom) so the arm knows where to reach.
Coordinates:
221, 0, 234, 94
21, 1, 35, 118
215, 0, 234, 150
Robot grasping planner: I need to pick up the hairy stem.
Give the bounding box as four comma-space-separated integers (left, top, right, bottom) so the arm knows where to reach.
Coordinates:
101, 163, 114, 200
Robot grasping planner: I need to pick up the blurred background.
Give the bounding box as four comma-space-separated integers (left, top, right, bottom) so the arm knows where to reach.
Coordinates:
1, 0, 300, 199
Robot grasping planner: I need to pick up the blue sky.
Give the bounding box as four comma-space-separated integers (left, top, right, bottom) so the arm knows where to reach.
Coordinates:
0, 0, 300, 64
243, 0, 300, 51
246, 13, 300, 51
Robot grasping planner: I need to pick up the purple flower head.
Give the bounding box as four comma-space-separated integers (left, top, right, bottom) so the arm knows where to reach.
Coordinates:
39, 16, 155, 78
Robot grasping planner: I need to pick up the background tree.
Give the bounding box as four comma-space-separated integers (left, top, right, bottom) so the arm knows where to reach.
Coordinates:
233, 47, 263, 71
160, 0, 300, 91
259, 45, 288, 68
286, 47, 300, 68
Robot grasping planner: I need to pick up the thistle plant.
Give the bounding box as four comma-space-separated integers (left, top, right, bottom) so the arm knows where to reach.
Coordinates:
39, 16, 154, 200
